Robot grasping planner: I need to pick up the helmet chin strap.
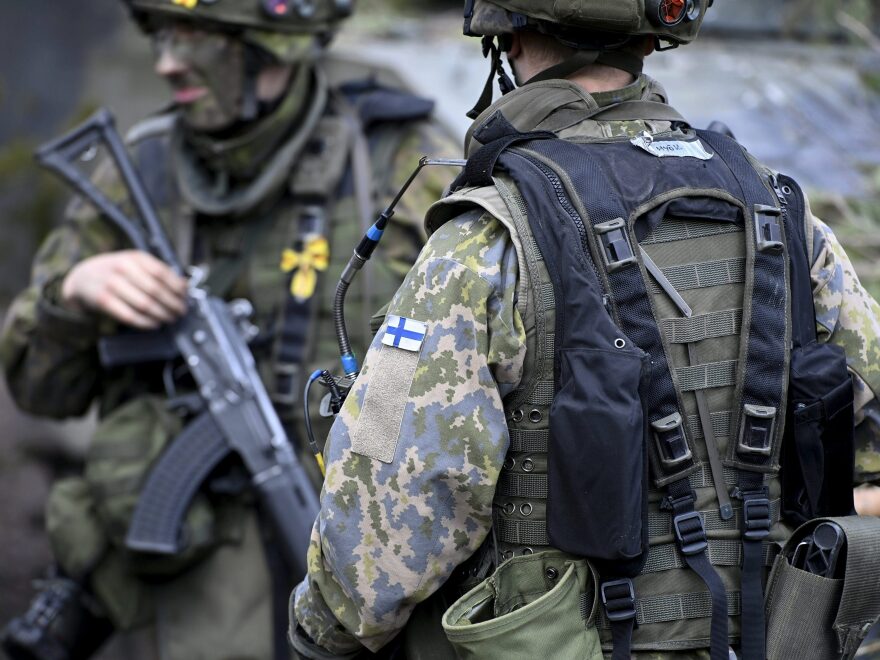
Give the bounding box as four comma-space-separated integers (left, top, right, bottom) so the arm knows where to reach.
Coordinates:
466, 35, 516, 120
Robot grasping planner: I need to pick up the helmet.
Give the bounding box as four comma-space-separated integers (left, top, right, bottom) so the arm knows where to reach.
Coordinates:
464, 0, 711, 48
123, 0, 354, 60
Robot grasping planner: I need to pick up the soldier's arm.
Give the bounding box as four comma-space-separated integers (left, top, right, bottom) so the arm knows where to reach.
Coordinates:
292, 210, 526, 655
809, 214, 880, 486
0, 162, 125, 418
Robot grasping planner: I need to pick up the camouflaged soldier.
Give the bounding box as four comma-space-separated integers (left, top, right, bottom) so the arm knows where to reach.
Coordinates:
291, 2, 880, 659
0, 0, 458, 658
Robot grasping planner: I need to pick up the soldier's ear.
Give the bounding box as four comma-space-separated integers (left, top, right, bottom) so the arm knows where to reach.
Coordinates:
507, 33, 523, 59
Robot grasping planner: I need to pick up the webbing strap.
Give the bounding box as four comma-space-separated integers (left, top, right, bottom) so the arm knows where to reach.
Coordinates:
599, 590, 742, 628
666, 483, 729, 660
610, 618, 634, 660
642, 218, 743, 245
495, 517, 548, 546
697, 130, 789, 472
648, 497, 781, 538
737, 472, 771, 660
676, 360, 738, 392
687, 410, 733, 444
508, 428, 549, 453
648, 258, 745, 294
601, 579, 637, 660
642, 538, 774, 574
497, 472, 548, 499
661, 309, 743, 344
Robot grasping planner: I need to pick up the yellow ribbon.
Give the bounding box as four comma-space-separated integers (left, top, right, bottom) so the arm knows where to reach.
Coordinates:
280, 236, 330, 301
172, 0, 199, 8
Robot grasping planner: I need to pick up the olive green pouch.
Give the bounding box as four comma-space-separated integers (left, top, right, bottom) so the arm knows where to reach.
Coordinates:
765, 516, 880, 660
442, 551, 603, 660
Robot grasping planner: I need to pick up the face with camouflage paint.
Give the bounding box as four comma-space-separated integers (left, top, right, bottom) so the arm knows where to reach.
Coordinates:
152, 22, 246, 132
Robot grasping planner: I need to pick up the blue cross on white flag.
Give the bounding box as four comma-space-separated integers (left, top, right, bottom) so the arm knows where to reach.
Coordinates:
382, 315, 427, 352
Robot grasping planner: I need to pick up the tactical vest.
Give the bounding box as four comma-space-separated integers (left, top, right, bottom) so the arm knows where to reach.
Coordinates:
430, 112, 857, 656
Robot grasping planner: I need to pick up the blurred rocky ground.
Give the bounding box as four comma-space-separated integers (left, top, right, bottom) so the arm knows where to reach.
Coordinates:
1, 1, 879, 657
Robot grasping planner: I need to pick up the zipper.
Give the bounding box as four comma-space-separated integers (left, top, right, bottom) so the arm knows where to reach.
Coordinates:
520, 153, 607, 296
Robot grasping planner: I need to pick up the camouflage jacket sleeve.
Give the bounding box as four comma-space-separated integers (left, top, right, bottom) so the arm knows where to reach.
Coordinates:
0, 160, 125, 418
293, 209, 526, 654
810, 215, 880, 484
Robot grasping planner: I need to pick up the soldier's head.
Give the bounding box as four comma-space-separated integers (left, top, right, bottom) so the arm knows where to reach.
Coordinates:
463, 0, 711, 113
122, 0, 353, 131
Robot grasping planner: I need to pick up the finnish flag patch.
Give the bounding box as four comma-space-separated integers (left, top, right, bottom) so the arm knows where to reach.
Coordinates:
382, 315, 427, 352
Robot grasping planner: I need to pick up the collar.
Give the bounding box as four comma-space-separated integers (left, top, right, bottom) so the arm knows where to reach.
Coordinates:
464, 74, 671, 157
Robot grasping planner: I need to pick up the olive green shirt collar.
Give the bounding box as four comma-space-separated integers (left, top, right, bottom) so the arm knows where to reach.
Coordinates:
465, 74, 669, 156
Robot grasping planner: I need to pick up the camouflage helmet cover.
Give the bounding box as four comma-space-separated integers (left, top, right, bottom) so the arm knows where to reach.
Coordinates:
465, 0, 711, 46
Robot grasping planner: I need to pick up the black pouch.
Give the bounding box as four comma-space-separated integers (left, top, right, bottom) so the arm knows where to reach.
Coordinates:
779, 174, 856, 524
783, 341, 855, 524
547, 346, 649, 568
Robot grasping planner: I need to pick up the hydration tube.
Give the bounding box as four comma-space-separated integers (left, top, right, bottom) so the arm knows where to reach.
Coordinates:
303, 157, 466, 465
334, 157, 467, 377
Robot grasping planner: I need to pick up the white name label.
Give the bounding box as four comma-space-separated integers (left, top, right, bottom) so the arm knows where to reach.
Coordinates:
631, 134, 714, 160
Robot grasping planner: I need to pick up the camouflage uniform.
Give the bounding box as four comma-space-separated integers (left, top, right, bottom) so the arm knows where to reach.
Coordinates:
0, 40, 458, 660
291, 74, 880, 658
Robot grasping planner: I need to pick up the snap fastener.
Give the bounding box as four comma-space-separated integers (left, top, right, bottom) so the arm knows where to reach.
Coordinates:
545, 567, 559, 580
528, 409, 542, 423
503, 502, 516, 516
502, 550, 514, 561
520, 503, 533, 516
522, 458, 535, 472
503, 456, 515, 470
511, 409, 524, 422
614, 338, 627, 349
522, 547, 534, 555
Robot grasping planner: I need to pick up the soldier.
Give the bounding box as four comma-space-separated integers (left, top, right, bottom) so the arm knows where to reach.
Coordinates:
0, 1, 457, 658
291, 1, 880, 659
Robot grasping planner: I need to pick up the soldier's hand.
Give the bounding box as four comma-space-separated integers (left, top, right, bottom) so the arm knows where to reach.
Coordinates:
61, 250, 188, 329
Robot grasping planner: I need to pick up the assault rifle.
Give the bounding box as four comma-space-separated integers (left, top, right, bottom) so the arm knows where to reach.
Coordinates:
36, 109, 319, 578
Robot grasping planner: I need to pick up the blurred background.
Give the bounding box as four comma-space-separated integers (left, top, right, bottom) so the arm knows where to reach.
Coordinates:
1, 0, 879, 657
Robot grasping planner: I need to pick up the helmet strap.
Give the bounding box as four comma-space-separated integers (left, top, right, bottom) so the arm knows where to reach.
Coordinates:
241, 46, 263, 122
466, 36, 516, 120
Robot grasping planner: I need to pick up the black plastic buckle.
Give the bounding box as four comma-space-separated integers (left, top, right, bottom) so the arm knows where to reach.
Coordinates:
743, 496, 772, 541
753, 204, 784, 252
652, 412, 692, 468
673, 511, 708, 555
595, 218, 637, 272
601, 578, 636, 622
737, 404, 776, 457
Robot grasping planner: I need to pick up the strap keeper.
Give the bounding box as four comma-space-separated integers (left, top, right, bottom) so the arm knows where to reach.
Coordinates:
753, 204, 784, 252
651, 412, 692, 467
737, 404, 776, 457
601, 578, 636, 622
595, 218, 637, 272
743, 496, 772, 541
673, 511, 709, 555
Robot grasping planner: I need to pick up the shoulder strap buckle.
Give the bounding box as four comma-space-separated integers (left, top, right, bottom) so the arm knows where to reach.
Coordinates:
742, 493, 772, 541
673, 511, 709, 556
595, 218, 637, 272
601, 578, 636, 622
651, 412, 692, 468
753, 204, 784, 253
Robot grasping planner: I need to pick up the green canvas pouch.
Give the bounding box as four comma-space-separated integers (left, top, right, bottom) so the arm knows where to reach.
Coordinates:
765, 516, 880, 660
442, 551, 603, 660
